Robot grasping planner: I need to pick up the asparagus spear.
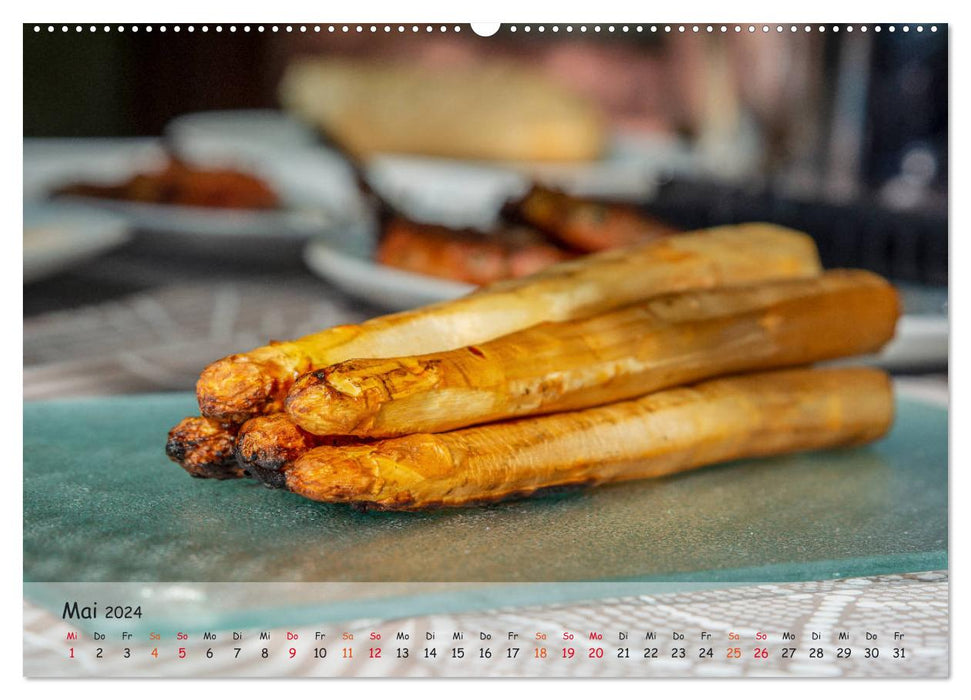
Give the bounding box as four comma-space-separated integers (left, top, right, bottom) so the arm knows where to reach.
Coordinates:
286, 270, 898, 437
286, 367, 894, 511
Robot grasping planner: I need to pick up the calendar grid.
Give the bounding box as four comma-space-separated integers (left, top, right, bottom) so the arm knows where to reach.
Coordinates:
24, 571, 948, 677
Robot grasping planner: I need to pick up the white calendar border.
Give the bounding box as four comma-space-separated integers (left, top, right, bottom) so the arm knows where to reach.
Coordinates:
6, 1, 963, 695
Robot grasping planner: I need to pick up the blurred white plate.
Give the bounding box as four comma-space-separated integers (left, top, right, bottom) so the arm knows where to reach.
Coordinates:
166, 109, 316, 164
304, 233, 473, 311
305, 235, 948, 369
24, 205, 130, 283
55, 195, 338, 239
859, 315, 948, 371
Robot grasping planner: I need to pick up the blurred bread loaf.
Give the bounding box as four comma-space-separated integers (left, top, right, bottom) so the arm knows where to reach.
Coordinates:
279, 59, 605, 162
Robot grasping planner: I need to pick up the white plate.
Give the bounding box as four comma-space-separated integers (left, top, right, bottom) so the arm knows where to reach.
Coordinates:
24, 204, 131, 283
304, 235, 948, 369
304, 234, 473, 311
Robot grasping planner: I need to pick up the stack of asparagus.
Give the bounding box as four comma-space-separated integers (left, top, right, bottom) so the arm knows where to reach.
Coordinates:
166, 223, 899, 510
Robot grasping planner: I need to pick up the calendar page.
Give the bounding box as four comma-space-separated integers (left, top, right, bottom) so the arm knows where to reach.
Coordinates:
21, 19, 949, 680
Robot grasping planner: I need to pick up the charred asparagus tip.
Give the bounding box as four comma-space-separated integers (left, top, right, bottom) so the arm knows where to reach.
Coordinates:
165, 417, 244, 480
234, 414, 321, 489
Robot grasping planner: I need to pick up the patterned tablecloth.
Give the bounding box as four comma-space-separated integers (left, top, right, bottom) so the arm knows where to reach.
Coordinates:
24, 247, 381, 399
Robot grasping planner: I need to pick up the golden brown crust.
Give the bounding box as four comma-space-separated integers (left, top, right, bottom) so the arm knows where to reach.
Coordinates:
234, 414, 369, 488
195, 328, 359, 421
285, 271, 899, 438
165, 417, 243, 479
234, 414, 323, 488
285, 367, 894, 510
196, 355, 300, 424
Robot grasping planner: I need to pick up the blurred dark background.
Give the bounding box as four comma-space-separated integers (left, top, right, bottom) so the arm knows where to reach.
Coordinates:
25, 27, 276, 137
24, 24, 947, 205
24, 24, 949, 282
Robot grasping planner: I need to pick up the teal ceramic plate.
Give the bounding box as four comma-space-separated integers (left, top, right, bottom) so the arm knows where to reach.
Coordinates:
24, 389, 946, 585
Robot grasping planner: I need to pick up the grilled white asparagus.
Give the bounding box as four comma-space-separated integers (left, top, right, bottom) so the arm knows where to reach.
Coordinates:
286, 367, 894, 510
286, 270, 898, 437
196, 223, 822, 423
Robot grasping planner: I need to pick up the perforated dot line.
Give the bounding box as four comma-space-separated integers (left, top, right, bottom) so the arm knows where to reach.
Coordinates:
31, 24, 940, 34
31, 24, 466, 34
506, 24, 937, 34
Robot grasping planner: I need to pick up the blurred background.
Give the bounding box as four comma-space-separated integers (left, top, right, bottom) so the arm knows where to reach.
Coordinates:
23, 24, 948, 400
